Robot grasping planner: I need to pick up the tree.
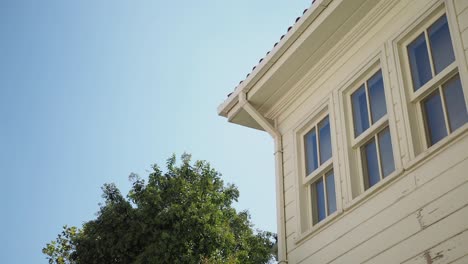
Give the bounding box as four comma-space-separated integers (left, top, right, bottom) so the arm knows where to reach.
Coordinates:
43, 154, 276, 264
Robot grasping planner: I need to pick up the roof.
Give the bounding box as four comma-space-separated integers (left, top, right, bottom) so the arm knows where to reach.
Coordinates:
218, 0, 378, 130
227, 1, 316, 98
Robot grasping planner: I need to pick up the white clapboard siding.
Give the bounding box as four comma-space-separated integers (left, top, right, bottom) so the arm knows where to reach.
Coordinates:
272, 0, 468, 263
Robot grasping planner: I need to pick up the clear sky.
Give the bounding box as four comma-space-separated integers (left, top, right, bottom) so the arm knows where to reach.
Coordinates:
0, 1, 311, 262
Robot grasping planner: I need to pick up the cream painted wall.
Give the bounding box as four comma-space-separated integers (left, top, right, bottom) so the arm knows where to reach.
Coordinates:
274, 0, 468, 263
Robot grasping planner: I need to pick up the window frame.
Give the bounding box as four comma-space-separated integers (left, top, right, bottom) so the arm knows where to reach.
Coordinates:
300, 111, 335, 225
337, 50, 402, 202
349, 66, 396, 192
395, 4, 468, 158
293, 97, 342, 237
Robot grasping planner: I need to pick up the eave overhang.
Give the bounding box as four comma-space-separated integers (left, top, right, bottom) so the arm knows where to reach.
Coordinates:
218, 0, 378, 131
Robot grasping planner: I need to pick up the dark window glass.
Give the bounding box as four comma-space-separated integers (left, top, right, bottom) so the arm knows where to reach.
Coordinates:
352, 85, 370, 137
378, 128, 395, 177
408, 33, 432, 91
368, 70, 387, 123
423, 91, 448, 145
429, 15, 455, 74
326, 171, 336, 215
315, 178, 326, 223
304, 129, 318, 175
319, 117, 332, 164
443, 75, 468, 132
363, 138, 380, 189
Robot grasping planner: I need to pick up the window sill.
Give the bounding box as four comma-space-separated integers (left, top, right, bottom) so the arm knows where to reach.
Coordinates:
339, 123, 468, 217
343, 168, 404, 212
294, 208, 343, 245
404, 123, 468, 173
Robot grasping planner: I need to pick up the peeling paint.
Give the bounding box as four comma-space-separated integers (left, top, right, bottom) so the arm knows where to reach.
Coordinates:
424, 251, 432, 264
416, 209, 427, 230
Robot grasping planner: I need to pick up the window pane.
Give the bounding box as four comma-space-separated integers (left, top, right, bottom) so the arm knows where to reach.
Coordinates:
378, 128, 395, 178
443, 75, 468, 132
314, 178, 326, 223
429, 15, 455, 75
319, 116, 332, 164
352, 85, 370, 137
408, 33, 432, 91
326, 171, 336, 215
304, 128, 318, 175
363, 138, 380, 189
368, 70, 387, 123
423, 91, 447, 146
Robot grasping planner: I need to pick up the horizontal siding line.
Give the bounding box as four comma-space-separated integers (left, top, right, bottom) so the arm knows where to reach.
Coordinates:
284, 184, 294, 194
460, 25, 468, 35
286, 231, 296, 239
448, 252, 468, 264
362, 204, 468, 264
323, 180, 468, 264
400, 228, 468, 263
296, 155, 468, 264
282, 151, 293, 163
285, 213, 295, 222
283, 170, 294, 179
285, 198, 295, 207
456, 4, 468, 17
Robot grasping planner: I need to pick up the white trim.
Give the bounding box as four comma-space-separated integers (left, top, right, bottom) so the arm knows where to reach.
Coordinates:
265, 0, 401, 120
293, 95, 343, 236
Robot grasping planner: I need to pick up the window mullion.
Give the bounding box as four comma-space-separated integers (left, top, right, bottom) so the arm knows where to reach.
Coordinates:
375, 134, 384, 181
424, 30, 436, 78
364, 82, 373, 125
439, 86, 452, 134
322, 175, 329, 217
316, 126, 321, 165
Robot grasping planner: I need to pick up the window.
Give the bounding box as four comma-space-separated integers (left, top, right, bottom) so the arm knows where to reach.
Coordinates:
350, 69, 396, 190
303, 115, 336, 224
404, 13, 468, 148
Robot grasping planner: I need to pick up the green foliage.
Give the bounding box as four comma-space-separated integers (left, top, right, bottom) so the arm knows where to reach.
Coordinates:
43, 154, 276, 263
42, 226, 78, 264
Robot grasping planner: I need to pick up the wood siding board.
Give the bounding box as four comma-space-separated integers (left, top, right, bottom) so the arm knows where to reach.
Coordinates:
457, 7, 468, 32
402, 229, 468, 264
283, 172, 295, 191
331, 180, 468, 263
284, 186, 296, 206
362, 205, 468, 263
413, 136, 468, 187
462, 29, 468, 50
286, 217, 297, 237
455, 0, 468, 15
289, 138, 468, 263
448, 253, 468, 264
268, 0, 468, 262
285, 202, 296, 222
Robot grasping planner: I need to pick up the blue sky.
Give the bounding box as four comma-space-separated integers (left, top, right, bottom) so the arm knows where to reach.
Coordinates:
0, 1, 310, 262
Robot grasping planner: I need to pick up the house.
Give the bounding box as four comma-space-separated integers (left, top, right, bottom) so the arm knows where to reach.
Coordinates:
218, 0, 468, 263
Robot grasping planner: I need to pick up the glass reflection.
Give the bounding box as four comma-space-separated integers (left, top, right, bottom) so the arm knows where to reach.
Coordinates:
378, 128, 395, 177
429, 15, 455, 74
315, 178, 326, 223
326, 171, 336, 215
368, 70, 387, 123
319, 117, 332, 164
363, 138, 380, 189
304, 128, 318, 175
443, 75, 468, 132
352, 85, 370, 137
408, 33, 432, 90
423, 91, 447, 145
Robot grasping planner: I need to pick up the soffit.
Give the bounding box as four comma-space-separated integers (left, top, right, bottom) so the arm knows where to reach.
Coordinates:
218, 0, 378, 130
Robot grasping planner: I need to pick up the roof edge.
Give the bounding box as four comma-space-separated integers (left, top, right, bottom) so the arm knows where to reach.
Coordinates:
217, 0, 332, 118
